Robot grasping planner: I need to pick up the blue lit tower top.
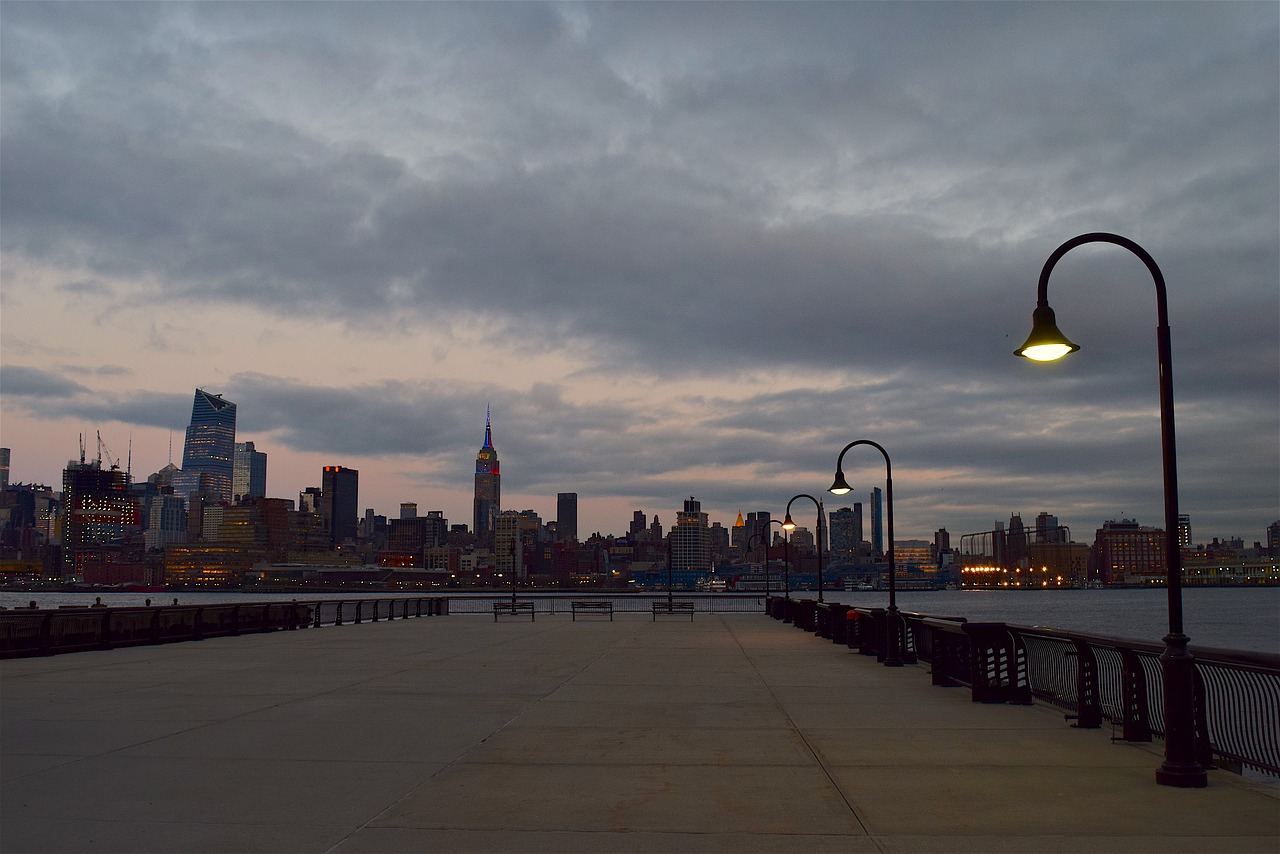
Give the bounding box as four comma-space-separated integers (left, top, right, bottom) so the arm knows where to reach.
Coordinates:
176, 388, 237, 502
473, 407, 501, 542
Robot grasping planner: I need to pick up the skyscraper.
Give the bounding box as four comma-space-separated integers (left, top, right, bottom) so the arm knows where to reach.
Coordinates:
828, 507, 859, 554
473, 408, 501, 543
62, 455, 137, 577
232, 441, 267, 502
556, 492, 578, 542
870, 489, 884, 556
321, 466, 359, 546
671, 496, 711, 574
173, 389, 236, 502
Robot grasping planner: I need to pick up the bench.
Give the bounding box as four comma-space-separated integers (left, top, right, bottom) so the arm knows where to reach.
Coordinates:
651, 601, 695, 621
493, 601, 535, 622
571, 601, 613, 621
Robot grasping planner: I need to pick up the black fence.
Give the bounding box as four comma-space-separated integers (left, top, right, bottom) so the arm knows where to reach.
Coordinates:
0, 597, 448, 659
769, 595, 1280, 779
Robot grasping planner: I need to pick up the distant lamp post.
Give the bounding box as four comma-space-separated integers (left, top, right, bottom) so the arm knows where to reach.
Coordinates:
768, 518, 791, 604
510, 536, 519, 608
1018, 231, 1206, 788
746, 531, 772, 601
783, 494, 825, 603
666, 534, 674, 610
829, 440, 902, 667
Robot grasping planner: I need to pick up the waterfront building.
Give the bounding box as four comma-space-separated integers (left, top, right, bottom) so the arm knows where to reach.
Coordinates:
232, 441, 267, 503
321, 466, 359, 547
671, 497, 711, 575
473, 409, 501, 544
1089, 519, 1167, 586
172, 389, 237, 503
1177, 514, 1192, 549
1035, 512, 1064, 544
557, 492, 578, 542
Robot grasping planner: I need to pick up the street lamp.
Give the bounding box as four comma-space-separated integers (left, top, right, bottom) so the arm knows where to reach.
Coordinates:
783, 494, 825, 603
1017, 231, 1206, 788
510, 536, 519, 608
768, 518, 791, 604
829, 440, 903, 667
746, 531, 771, 601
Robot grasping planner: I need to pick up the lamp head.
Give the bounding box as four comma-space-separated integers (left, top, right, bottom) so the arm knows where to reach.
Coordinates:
781, 513, 796, 531
1015, 304, 1080, 362
828, 470, 852, 496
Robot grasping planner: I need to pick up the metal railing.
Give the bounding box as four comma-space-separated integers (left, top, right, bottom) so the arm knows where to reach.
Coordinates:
0, 597, 449, 659
447, 592, 764, 615
806, 606, 1278, 778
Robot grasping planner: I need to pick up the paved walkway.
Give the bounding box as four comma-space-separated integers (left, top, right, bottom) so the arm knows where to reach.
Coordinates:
2, 612, 1277, 853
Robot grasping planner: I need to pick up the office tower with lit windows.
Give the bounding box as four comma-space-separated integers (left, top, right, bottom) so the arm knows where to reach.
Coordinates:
321, 466, 359, 546
870, 489, 884, 556
556, 492, 578, 542
828, 507, 859, 554
62, 456, 138, 577
232, 441, 266, 503
173, 389, 237, 502
1177, 514, 1192, 549
671, 496, 711, 574
473, 409, 501, 543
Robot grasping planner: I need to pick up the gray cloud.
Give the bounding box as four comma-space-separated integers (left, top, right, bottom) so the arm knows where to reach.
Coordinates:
1, 2, 1275, 540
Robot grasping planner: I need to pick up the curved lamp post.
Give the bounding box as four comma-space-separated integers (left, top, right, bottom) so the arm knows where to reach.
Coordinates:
510, 536, 519, 608
783, 494, 825, 603
746, 531, 771, 600
829, 440, 902, 667
1016, 231, 1206, 788
768, 518, 791, 604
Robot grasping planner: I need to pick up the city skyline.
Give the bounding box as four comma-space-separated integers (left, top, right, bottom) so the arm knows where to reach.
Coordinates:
1, 4, 1276, 543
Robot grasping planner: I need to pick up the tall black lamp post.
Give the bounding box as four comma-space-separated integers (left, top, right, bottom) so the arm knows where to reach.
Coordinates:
829, 440, 902, 667
1016, 231, 1206, 788
665, 534, 674, 610
768, 518, 791, 604
783, 494, 825, 603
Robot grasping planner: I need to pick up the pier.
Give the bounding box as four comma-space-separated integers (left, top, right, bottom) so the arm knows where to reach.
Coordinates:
2, 611, 1277, 853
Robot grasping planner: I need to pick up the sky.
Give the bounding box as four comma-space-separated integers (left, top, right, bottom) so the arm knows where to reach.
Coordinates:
1, 2, 1277, 545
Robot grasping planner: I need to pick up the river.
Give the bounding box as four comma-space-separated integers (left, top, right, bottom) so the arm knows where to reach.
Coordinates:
3, 586, 1276, 654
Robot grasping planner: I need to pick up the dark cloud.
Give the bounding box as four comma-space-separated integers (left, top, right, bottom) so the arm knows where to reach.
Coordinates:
1, 3, 1275, 539
0, 365, 89, 398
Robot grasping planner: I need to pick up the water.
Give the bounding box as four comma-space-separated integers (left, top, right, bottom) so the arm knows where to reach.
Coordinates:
3, 587, 1276, 654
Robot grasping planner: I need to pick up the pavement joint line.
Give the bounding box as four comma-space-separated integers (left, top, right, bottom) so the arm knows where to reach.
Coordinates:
321, 616, 636, 854
725, 615, 883, 849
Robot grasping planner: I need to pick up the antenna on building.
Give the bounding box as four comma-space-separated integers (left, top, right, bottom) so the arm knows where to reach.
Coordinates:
79, 433, 86, 465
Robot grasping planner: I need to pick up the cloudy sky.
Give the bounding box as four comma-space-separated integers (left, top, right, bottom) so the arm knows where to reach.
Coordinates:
2, 2, 1277, 544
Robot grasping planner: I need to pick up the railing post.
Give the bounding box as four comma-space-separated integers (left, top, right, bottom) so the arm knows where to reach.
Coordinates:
354, 601, 362, 624
1071, 639, 1103, 728
334, 602, 343, 626
98, 608, 113, 650
1119, 647, 1153, 742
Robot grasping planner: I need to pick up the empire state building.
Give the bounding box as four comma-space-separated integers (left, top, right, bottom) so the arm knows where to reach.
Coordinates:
473, 409, 501, 543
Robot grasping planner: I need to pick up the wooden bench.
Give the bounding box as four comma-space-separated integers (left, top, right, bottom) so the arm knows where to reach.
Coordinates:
493, 601, 535, 622
571, 601, 613, 621
652, 601, 695, 621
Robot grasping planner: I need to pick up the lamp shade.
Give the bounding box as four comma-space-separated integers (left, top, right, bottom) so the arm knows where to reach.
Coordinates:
1015, 305, 1080, 361
828, 470, 852, 496
781, 513, 796, 531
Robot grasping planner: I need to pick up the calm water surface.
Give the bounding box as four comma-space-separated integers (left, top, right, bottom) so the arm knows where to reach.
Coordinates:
3, 587, 1276, 654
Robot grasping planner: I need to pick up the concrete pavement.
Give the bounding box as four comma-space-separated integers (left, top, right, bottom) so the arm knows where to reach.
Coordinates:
2, 611, 1277, 853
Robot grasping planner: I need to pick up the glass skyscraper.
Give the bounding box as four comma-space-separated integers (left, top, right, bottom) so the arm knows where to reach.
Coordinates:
173, 389, 237, 503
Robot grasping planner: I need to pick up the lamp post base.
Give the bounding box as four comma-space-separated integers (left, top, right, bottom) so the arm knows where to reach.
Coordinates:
1155, 632, 1208, 788
883, 605, 904, 667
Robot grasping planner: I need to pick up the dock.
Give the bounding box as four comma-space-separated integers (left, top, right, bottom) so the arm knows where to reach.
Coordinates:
2, 612, 1276, 852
